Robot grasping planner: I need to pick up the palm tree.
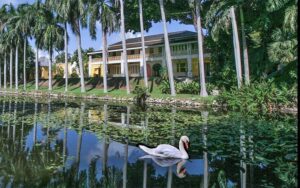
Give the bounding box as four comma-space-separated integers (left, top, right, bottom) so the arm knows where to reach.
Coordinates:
158, 0, 176, 96
45, 0, 71, 92
239, 6, 249, 85
189, 0, 208, 96
42, 13, 64, 91
5, 4, 16, 90
68, 0, 88, 93
32, 1, 46, 91
10, 4, 34, 91
117, 0, 130, 94
89, 0, 118, 93
229, 7, 242, 88
205, 1, 245, 88
138, 0, 148, 88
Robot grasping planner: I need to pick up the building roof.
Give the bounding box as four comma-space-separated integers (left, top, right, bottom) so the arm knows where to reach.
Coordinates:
88, 30, 198, 55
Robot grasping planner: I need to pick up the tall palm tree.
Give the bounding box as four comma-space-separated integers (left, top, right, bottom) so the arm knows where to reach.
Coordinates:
42, 12, 64, 91
158, 0, 176, 96
116, 0, 130, 94
32, 1, 46, 91
189, 0, 208, 96
10, 4, 34, 91
45, 0, 71, 92
205, 1, 245, 88
5, 4, 16, 90
239, 6, 249, 85
68, 0, 88, 93
229, 7, 242, 88
89, 0, 118, 93
138, 0, 148, 88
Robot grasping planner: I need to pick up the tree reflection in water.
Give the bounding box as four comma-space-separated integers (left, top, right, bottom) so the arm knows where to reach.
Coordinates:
0, 97, 297, 187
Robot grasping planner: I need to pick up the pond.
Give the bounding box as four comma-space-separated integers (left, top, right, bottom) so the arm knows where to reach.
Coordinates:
0, 96, 297, 187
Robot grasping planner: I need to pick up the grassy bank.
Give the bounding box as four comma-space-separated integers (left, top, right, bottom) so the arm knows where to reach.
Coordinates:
1, 77, 215, 103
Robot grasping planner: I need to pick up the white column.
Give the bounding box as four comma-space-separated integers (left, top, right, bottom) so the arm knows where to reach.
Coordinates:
88, 55, 92, 77
187, 44, 192, 77
121, 52, 125, 76
187, 58, 192, 78
161, 47, 166, 68
121, 113, 125, 126
139, 50, 144, 76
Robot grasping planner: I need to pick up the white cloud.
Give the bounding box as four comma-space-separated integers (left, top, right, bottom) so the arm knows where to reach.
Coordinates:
125, 31, 141, 39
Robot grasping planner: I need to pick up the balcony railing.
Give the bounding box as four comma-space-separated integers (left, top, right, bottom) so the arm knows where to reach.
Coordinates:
128, 54, 140, 59
91, 50, 202, 63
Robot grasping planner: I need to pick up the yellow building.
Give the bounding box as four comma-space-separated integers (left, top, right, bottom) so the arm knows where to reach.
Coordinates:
87, 31, 211, 78
38, 57, 51, 79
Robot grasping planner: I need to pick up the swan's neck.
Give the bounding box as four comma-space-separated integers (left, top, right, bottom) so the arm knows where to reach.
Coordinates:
179, 140, 189, 159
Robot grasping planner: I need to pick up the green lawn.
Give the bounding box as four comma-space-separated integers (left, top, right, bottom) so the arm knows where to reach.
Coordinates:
3, 79, 215, 103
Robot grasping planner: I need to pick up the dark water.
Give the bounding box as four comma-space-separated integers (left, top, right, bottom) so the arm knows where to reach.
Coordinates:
0, 96, 297, 188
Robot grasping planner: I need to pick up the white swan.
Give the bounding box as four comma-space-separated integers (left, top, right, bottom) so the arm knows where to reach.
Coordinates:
138, 136, 190, 159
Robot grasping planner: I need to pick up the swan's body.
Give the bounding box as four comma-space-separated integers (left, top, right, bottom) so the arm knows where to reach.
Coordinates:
138, 136, 189, 159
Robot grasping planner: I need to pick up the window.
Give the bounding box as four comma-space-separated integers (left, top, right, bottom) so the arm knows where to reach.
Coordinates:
149, 48, 154, 54
129, 50, 135, 55
108, 64, 121, 74
128, 63, 140, 75
158, 47, 162, 53
191, 43, 198, 50
176, 62, 186, 73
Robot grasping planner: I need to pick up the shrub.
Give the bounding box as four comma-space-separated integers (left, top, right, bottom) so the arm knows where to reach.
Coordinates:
70, 72, 79, 78
176, 81, 199, 94
217, 80, 297, 113
132, 85, 150, 105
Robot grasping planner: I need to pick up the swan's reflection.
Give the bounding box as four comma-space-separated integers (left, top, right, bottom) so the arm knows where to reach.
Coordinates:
139, 155, 187, 178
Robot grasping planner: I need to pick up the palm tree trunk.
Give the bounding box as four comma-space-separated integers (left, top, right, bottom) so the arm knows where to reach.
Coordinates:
139, 0, 148, 88
23, 39, 27, 90
159, 0, 176, 96
120, 0, 130, 94
102, 30, 108, 93
4, 52, 6, 90
75, 21, 85, 93
230, 7, 243, 89
10, 48, 13, 90
35, 46, 39, 90
64, 22, 68, 92
48, 48, 53, 91
195, 2, 208, 96
239, 6, 250, 85
15, 45, 19, 90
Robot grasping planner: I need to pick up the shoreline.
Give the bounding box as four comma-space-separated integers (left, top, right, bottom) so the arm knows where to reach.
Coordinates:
0, 90, 217, 109
0, 90, 297, 115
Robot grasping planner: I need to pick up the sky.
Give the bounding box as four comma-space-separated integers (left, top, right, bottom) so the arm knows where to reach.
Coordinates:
1, 0, 195, 58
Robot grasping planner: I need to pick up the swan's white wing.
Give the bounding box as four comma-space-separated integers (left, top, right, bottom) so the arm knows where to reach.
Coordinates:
154, 144, 182, 158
